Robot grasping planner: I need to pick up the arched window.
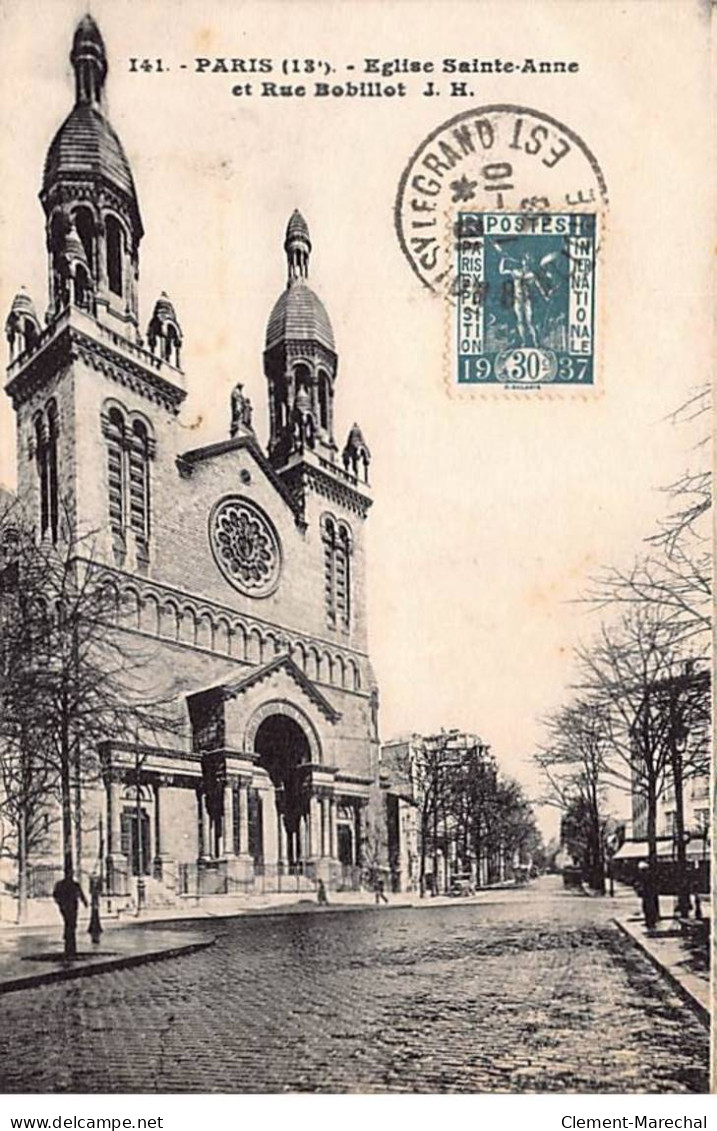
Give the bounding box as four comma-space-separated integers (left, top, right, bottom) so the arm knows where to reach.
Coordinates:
336, 524, 351, 630
35, 400, 59, 543
318, 371, 330, 432
106, 407, 125, 535
106, 215, 124, 297
128, 420, 151, 544
103, 405, 154, 560
73, 207, 95, 278
321, 515, 353, 631
46, 401, 59, 544
50, 212, 68, 309
294, 363, 311, 392
322, 514, 337, 628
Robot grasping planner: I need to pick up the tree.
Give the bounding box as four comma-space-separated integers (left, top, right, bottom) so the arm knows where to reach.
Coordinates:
0, 499, 182, 948
535, 698, 612, 892
575, 606, 706, 926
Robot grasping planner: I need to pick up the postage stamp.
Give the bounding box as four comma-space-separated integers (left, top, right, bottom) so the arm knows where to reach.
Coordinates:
455, 212, 596, 388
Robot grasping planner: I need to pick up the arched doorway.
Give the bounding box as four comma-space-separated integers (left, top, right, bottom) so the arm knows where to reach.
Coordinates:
254, 715, 312, 869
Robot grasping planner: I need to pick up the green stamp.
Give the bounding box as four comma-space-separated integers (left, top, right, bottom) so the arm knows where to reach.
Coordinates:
456, 212, 596, 388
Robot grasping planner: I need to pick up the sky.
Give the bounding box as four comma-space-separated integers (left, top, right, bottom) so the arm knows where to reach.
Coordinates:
0, 0, 711, 840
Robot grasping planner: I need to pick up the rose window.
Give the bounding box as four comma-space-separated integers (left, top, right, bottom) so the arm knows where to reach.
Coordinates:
209, 497, 281, 597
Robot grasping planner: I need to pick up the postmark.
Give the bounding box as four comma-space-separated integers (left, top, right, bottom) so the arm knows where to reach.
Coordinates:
395, 104, 607, 299
455, 211, 596, 388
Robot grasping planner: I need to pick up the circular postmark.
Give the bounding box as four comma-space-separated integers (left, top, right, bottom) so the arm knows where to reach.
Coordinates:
395, 104, 608, 297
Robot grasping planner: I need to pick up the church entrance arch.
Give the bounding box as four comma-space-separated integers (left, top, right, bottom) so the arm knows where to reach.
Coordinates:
253, 712, 314, 869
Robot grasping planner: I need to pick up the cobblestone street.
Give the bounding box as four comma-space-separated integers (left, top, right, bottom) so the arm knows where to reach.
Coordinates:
0, 878, 708, 1094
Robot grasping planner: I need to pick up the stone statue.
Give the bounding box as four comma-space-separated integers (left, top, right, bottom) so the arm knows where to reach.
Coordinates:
230, 382, 253, 437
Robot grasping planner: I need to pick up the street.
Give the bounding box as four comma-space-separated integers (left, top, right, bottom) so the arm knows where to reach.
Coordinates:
0, 877, 708, 1093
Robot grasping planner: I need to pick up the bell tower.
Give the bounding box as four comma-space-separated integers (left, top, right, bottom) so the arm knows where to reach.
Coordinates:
264, 211, 338, 469
4, 15, 185, 562
41, 14, 144, 340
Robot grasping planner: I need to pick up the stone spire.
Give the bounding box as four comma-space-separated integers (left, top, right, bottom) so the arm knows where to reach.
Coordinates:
70, 14, 107, 108
284, 210, 311, 284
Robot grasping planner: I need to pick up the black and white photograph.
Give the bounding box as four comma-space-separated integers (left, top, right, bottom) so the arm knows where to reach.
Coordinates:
0, 0, 712, 1105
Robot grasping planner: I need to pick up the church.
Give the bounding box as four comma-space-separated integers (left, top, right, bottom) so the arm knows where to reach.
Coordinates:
3, 16, 380, 907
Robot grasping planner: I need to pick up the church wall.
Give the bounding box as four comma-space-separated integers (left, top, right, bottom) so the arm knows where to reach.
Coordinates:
71, 352, 178, 567
15, 360, 77, 528
299, 484, 370, 653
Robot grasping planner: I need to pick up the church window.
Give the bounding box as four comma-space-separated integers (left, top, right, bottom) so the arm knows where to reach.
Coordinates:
106, 215, 124, 297
35, 399, 59, 543
102, 404, 154, 559
318, 371, 330, 431
336, 524, 351, 629
105, 408, 125, 535
321, 514, 352, 631
128, 420, 151, 544
73, 207, 95, 277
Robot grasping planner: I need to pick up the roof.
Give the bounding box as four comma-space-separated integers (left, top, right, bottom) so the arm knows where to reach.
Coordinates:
42, 104, 141, 221
285, 209, 311, 245
7, 290, 39, 325
265, 280, 335, 352
613, 838, 709, 861
222, 654, 341, 723
178, 433, 305, 526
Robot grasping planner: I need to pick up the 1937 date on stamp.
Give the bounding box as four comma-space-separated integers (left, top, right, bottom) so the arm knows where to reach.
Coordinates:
455, 211, 596, 388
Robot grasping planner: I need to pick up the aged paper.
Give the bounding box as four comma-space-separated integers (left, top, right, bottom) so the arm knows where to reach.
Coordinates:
0, 0, 712, 1100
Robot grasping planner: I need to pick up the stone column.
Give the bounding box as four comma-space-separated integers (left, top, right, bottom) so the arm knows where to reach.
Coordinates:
320, 798, 329, 857
262, 788, 279, 873
153, 777, 174, 882
277, 813, 285, 866
106, 775, 127, 895
309, 795, 321, 860
107, 777, 122, 858
237, 783, 250, 858
223, 780, 235, 857
355, 803, 364, 867
200, 791, 212, 859
329, 797, 338, 860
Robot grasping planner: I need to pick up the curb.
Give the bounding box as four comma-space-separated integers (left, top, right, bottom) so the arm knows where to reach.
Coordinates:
613, 918, 710, 1028
0, 937, 214, 996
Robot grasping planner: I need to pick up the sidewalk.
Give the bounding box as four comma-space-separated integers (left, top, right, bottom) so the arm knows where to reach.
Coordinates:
0, 921, 214, 996
615, 914, 710, 1025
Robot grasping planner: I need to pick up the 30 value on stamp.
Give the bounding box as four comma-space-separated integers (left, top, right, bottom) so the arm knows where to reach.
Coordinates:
456, 211, 596, 388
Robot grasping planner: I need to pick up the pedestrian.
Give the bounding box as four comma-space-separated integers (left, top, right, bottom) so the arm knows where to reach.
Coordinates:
374, 877, 388, 905
53, 874, 88, 960
88, 874, 103, 945
317, 879, 329, 906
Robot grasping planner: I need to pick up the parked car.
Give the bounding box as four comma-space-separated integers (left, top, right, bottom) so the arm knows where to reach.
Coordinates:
448, 874, 474, 897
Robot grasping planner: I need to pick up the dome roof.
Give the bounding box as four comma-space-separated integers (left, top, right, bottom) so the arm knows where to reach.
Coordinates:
9, 289, 39, 321
150, 292, 179, 325
265, 281, 335, 352
285, 209, 311, 246
42, 104, 140, 214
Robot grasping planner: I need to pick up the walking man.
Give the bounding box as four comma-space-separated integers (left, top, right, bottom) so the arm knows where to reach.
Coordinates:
53, 875, 87, 960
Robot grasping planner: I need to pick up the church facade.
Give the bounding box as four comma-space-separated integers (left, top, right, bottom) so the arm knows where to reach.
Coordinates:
3, 16, 380, 905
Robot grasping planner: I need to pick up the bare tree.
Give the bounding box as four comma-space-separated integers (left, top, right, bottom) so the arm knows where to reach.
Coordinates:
0, 500, 183, 947
575, 606, 706, 926
535, 698, 612, 892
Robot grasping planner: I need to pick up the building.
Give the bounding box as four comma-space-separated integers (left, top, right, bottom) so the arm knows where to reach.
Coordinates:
2, 16, 380, 909
381, 730, 507, 894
